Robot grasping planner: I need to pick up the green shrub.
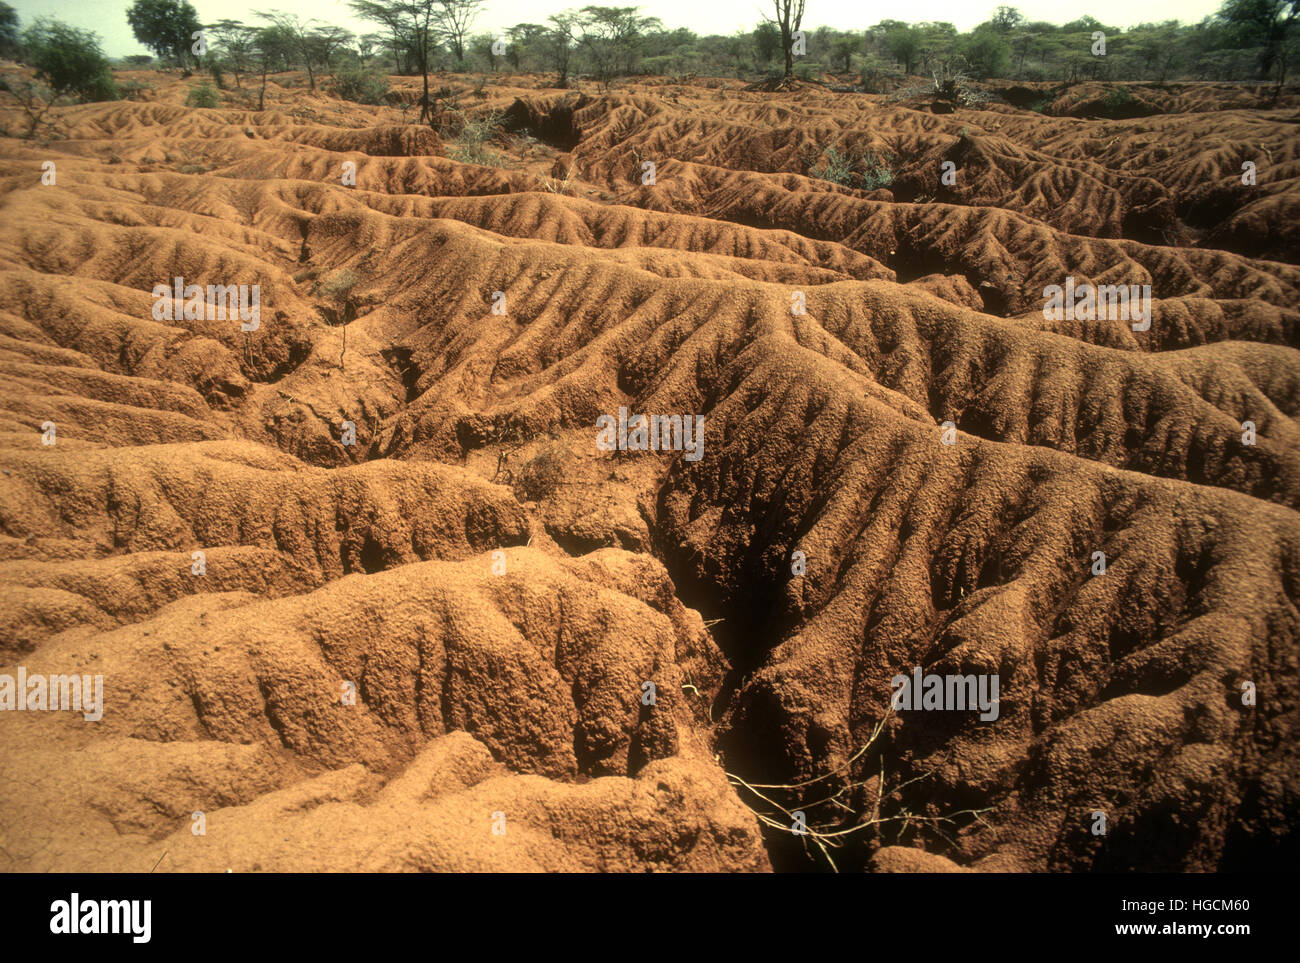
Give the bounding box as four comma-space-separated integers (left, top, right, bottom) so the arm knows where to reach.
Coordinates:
859, 151, 895, 190
811, 146, 855, 185
1103, 86, 1135, 109
331, 68, 389, 105
22, 17, 119, 102
185, 81, 219, 108
118, 78, 154, 101
809, 146, 895, 191
858, 55, 900, 94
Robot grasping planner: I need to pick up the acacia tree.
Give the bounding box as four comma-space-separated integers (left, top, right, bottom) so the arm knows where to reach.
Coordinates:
350, 0, 440, 123
433, 0, 485, 67
544, 12, 578, 86
356, 32, 383, 64
255, 10, 350, 90
763, 0, 805, 78
991, 5, 1025, 33
469, 31, 496, 70
753, 21, 781, 67
307, 24, 356, 78
207, 19, 257, 87
350, 3, 415, 75
7, 17, 118, 136
126, 0, 202, 72
880, 20, 921, 75
253, 23, 293, 109
831, 32, 859, 71
1217, 0, 1299, 81
577, 6, 662, 88
506, 22, 550, 70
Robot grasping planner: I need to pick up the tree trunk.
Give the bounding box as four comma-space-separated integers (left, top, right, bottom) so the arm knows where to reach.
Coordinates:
420, 54, 431, 124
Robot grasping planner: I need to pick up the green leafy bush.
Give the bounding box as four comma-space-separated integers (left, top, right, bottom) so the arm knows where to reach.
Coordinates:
22, 18, 119, 102
185, 81, 219, 108
331, 68, 390, 105
859, 150, 895, 190
1103, 86, 1136, 109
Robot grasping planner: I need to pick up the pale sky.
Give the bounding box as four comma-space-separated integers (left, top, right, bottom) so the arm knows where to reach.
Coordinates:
11, 0, 1221, 58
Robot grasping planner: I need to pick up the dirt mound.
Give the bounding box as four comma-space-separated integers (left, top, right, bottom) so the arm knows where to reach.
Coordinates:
655, 333, 1298, 870
506, 88, 1300, 264
0, 69, 1296, 872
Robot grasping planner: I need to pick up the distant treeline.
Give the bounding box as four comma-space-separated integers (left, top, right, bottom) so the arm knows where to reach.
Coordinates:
1, 0, 1297, 112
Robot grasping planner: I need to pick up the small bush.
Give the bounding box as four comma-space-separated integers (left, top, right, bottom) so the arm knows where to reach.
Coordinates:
315, 269, 361, 326
331, 68, 389, 105
859, 55, 900, 94
1103, 87, 1135, 110
317, 268, 360, 303
808, 146, 895, 191
449, 110, 505, 167
515, 444, 567, 501
185, 82, 220, 108
811, 146, 855, 185
118, 78, 154, 101
929, 58, 990, 108
859, 151, 895, 190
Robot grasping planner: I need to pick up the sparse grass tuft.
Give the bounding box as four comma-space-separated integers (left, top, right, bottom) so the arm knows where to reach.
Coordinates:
859, 150, 895, 189
806, 145, 895, 191
540, 162, 580, 195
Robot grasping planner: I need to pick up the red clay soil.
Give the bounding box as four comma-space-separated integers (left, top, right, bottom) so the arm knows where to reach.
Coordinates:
0, 69, 1296, 872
